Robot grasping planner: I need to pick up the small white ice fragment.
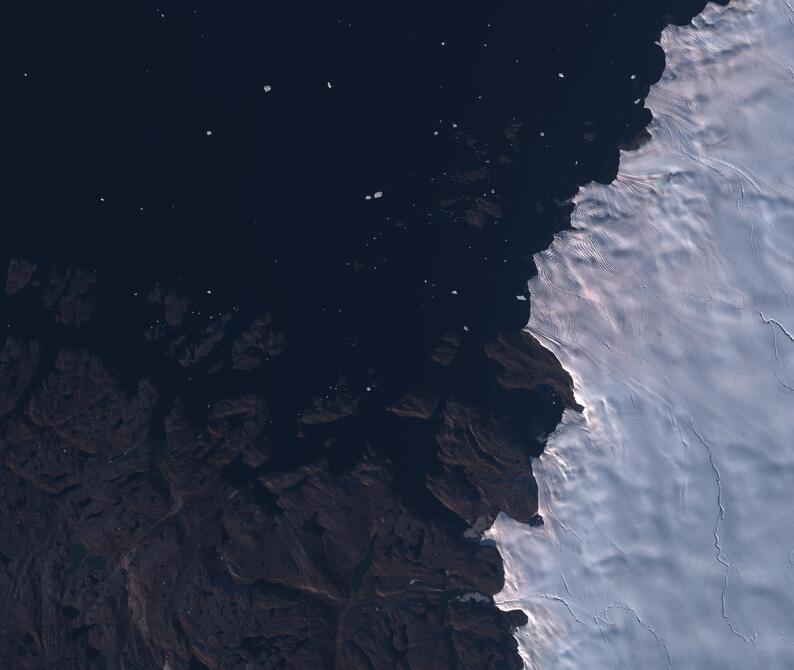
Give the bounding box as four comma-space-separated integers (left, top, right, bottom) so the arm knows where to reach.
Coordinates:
558, 72, 565, 78
326, 81, 332, 89
516, 295, 527, 301
463, 325, 469, 332
365, 195, 372, 200
205, 130, 213, 136
451, 289, 458, 295
263, 85, 272, 92
373, 191, 383, 199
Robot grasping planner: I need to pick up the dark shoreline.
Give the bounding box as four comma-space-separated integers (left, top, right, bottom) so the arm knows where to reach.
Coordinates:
0, 2, 723, 667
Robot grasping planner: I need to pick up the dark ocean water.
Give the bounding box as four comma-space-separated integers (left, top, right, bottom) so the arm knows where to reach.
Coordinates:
0, 0, 717, 499
0, 2, 724, 667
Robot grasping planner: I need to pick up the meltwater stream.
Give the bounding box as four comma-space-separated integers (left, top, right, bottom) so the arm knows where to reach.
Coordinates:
489, 1, 794, 667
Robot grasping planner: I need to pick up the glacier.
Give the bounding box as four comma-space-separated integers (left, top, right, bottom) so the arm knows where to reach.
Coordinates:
488, 1, 794, 667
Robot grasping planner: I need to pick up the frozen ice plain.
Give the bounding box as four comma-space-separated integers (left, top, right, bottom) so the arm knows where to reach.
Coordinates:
489, 0, 794, 667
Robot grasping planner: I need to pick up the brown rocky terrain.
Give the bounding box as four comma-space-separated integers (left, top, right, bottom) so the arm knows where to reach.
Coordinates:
0, 263, 576, 669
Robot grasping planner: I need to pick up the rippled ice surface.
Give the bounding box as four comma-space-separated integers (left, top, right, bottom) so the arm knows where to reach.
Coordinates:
488, 1, 794, 667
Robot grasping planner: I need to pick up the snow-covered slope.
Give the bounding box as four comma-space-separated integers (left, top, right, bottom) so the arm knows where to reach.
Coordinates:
489, 1, 794, 667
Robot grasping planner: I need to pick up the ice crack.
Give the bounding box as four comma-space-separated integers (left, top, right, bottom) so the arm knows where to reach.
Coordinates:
690, 424, 756, 646
527, 593, 587, 626
760, 311, 794, 343
602, 603, 672, 670
759, 312, 794, 392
